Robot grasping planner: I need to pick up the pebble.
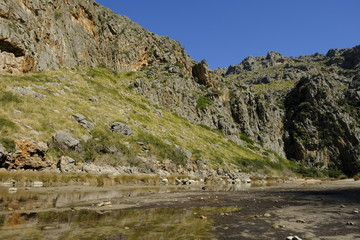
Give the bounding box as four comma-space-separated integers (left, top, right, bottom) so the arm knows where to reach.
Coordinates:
43, 226, 57, 230
97, 201, 112, 207
286, 236, 302, 240
200, 215, 207, 220
32, 181, 44, 187
346, 222, 354, 226
8, 187, 17, 193
296, 219, 306, 223
263, 213, 271, 217
340, 205, 346, 208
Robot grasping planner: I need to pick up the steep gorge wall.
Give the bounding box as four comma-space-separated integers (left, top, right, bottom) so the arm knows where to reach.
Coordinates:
133, 48, 360, 175
0, 0, 192, 73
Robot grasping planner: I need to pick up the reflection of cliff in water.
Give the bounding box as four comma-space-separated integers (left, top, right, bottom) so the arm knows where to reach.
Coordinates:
0, 186, 180, 212
0, 205, 243, 240
0, 182, 274, 212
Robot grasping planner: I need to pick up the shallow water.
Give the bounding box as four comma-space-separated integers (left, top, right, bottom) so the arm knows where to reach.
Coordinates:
0, 182, 273, 240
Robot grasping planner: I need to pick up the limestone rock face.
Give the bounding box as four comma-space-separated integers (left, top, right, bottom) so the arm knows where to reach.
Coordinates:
133, 45, 360, 175
284, 74, 360, 173
0, 0, 192, 73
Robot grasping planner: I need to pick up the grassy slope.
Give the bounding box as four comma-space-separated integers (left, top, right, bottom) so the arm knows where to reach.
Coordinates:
0, 68, 298, 175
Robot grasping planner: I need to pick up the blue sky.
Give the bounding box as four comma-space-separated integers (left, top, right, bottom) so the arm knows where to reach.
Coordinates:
95, 0, 360, 69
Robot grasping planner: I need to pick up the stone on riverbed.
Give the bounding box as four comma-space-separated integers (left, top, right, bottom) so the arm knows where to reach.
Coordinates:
286, 236, 302, 240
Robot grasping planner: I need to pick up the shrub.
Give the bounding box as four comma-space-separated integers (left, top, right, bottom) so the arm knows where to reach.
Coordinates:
326, 168, 343, 178
239, 133, 255, 145
293, 163, 323, 178
0, 138, 16, 152
0, 117, 17, 133
354, 173, 360, 181
0, 91, 22, 103
125, 71, 136, 77
196, 96, 213, 111
54, 11, 62, 20
98, 63, 107, 68
136, 131, 187, 165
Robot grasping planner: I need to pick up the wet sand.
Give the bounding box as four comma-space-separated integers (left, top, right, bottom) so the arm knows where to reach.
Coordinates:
0, 179, 359, 239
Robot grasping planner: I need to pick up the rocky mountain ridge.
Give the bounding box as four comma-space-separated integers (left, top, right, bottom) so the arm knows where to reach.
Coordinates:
0, 0, 359, 177
126, 47, 360, 176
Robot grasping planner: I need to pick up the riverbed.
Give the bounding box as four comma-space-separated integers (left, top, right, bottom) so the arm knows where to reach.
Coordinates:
0, 179, 359, 239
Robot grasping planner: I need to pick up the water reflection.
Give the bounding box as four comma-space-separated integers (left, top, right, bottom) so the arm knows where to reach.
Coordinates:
0, 206, 242, 240
0, 182, 277, 239
0, 186, 188, 212
0, 182, 276, 212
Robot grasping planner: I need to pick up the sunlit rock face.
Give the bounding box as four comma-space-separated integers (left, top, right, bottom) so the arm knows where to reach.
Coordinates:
0, 0, 193, 73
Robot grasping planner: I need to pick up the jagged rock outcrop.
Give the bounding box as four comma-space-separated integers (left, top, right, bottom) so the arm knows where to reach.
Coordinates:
0, 0, 193, 73
192, 59, 214, 87
0, 140, 51, 170
284, 74, 360, 174
133, 45, 360, 175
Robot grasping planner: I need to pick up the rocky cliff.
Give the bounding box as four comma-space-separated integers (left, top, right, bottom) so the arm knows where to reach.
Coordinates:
131, 48, 360, 176
0, 0, 192, 73
0, 0, 359, 177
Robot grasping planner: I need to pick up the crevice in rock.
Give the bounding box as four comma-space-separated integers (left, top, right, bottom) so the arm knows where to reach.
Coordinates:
0, 39, 25, 57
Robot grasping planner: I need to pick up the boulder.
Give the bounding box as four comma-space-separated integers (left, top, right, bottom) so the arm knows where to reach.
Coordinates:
72, 113, 95, 130
53, 130, 80, 150
12, 86, 45, 99
242, 56, 260, 71
110, 122, 132, 135
3, 140, 49, 170
58, 156, 78, 173
266, 51, 285, 65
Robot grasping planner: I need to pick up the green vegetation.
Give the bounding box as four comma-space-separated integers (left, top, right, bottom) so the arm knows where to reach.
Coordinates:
233, 153, 297, 174
354, 173, 360, 181
292, 163, 345, 179
0, 91, 22, 103
0, 138, 16, 152
1, 206, 222, 240
54, 11, 62, 20
251, 79, 296, 94
196, 96, 213, 111
134, 131, 187, 165
0, 67, 304, 176
239, 133, 255, 145
0, 117, 17, 135
0, 171, 161, 186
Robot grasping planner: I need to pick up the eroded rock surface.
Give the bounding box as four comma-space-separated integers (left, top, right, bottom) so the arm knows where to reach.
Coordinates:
0, 0, 193, 73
